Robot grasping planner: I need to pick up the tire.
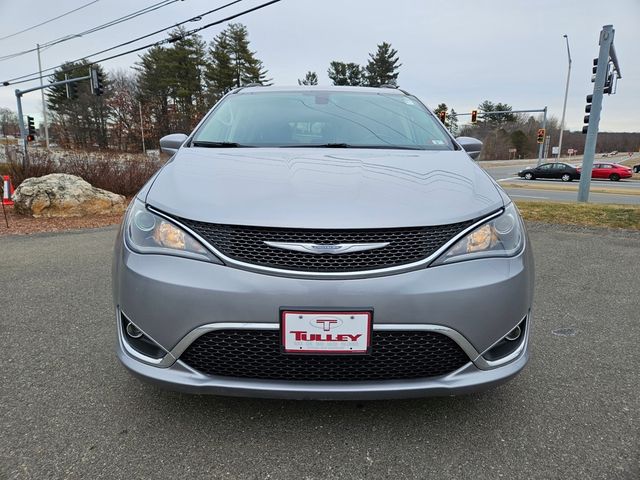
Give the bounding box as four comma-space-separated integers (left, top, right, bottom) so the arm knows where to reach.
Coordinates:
609, 173, 620, 181
561, 174, 572, 182
524, 172, 534, 180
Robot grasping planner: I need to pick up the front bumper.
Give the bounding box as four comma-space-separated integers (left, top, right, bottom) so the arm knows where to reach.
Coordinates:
116, 331, 529, 400
112, 226, 534, 399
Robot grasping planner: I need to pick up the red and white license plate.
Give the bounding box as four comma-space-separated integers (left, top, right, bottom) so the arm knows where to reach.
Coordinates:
281, 310, 372, 354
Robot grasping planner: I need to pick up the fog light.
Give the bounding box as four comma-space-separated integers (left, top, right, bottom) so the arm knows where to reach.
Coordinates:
126, 322, 143, 339
483, 317, 527, 362
505, 325, 522, 341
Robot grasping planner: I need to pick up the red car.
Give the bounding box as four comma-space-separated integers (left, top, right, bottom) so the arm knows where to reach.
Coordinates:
576, 162, 633, 181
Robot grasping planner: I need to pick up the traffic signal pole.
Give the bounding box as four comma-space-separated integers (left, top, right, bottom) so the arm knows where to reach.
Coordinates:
536, 107, 547, 166
578, 25, 621, 203
15, 91, 28, 166
14, 72, 91, 167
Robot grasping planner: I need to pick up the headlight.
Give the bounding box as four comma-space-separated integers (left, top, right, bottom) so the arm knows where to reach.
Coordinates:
432, 203, 524, 265
125, 200, 221, 263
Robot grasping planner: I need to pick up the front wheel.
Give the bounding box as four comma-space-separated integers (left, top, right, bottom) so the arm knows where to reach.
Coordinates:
609, 173, 620, 181
524, 173, 534, 180
561, 174, 572, 182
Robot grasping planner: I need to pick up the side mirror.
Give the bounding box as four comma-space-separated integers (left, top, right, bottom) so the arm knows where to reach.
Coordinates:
456, 136, 483, 160
159, 133, 188, 155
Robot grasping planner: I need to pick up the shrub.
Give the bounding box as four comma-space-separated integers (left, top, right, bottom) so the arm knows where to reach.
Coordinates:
6, 150, 164, 196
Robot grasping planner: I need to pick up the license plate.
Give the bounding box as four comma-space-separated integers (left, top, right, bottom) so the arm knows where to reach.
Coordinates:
281, 310, 372, 354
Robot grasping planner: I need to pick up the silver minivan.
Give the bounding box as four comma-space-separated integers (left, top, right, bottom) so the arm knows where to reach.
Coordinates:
113, 86, 534, 399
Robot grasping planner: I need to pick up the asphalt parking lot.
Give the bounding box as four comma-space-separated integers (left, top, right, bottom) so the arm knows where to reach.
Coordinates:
1, 224, 638, 479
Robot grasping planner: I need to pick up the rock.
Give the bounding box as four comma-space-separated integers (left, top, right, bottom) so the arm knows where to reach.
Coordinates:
13, 173, 126, 218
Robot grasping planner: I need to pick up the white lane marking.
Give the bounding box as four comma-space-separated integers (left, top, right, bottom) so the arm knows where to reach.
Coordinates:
510, 194, 550, 199
497, 177, 519, 182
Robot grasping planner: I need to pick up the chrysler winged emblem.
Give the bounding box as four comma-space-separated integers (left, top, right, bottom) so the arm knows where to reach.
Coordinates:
264, 241, 390, 254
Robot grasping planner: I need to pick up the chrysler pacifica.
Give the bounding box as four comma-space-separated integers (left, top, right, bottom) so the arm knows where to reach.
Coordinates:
112, 86, 534, 399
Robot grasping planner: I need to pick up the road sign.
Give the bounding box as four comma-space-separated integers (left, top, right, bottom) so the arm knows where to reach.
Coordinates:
552, 146, 559, 155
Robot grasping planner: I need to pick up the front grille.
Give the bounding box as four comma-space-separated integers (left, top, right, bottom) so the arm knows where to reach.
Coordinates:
177, 218, 476, 272
179, 330, 470, 381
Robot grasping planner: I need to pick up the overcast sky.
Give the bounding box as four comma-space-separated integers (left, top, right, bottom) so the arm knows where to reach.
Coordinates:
0, 0, 638, 132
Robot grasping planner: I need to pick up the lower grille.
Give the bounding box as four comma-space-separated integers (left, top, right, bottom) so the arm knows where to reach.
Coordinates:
179, 330, 470, 381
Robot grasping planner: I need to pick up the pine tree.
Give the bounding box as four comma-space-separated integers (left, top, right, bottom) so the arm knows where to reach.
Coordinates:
136, 29, 208, 140
298, 71, 318, 85
327, 62, 364, 86
365, 42, 401, 86
447, 108, 459, 136
205, 23, 269, 101
47, 60, 110, 149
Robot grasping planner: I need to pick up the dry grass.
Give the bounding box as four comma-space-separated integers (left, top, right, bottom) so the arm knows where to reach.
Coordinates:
516, 201, 640, 230
499, 181, 640, 196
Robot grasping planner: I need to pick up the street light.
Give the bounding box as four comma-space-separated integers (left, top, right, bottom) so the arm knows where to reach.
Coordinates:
557, 34, 572, 159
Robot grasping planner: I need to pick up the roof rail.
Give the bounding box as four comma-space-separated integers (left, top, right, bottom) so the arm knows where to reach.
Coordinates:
378, 84, 399, 89
231, 83, 265, 94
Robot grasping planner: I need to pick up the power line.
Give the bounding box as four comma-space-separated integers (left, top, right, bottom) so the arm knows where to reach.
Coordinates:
0, 0, 101, 42
0, 0, 180, 62
2, 0, 250, 85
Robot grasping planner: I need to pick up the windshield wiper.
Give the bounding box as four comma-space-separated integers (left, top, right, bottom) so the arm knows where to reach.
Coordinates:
285, 143, 425, 150
285, 143, 351, 148
191, 141, 251, 148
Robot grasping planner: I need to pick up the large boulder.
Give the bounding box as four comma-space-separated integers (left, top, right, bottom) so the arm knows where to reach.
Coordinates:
13, 173, 126, 218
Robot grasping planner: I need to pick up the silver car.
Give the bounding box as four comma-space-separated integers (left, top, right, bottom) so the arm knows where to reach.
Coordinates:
113, 86, 534, 400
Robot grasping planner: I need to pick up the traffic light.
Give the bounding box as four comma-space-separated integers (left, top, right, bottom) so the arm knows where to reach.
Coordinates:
66, 81, 78, 99
90, 67, 104, 96
27, 116, 35, 136
438, 110, 446, 124
536, 128, 545, 144
583, 94, 593, 134
471, 110, 478, 124
26, 115, 36, 141
593, 58, 614, 95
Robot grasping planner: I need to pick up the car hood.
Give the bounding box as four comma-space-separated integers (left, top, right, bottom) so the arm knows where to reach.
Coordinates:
146, 148, 504, 228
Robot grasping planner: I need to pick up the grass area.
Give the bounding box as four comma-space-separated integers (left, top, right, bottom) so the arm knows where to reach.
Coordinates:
500, 181, 640, 196
516, 200, 640, 230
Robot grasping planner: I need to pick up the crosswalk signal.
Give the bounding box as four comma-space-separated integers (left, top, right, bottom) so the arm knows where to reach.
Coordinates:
438, 110, 446, 124
471, 110, 478, 124
537, 128, 545, 144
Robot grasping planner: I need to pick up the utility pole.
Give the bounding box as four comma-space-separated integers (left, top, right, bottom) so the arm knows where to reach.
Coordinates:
536, 107, 547, 165
36, 44, 50, 148
139, 101, 146, 154
578, 25, 622, 202
557, 35, 571, 160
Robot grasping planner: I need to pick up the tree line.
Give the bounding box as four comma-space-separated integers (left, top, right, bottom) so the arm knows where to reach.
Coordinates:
43, 24, 268, 151
38, 25, 402, 152
436, 100, 640, 159
1, 23, 636, 158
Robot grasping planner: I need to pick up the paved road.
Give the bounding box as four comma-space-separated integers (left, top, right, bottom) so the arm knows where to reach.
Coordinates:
479, 161, 640, 205
1, 226, 638, 479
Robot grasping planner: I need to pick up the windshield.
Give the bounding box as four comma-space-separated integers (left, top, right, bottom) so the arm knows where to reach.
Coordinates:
191, 90, 455, 150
